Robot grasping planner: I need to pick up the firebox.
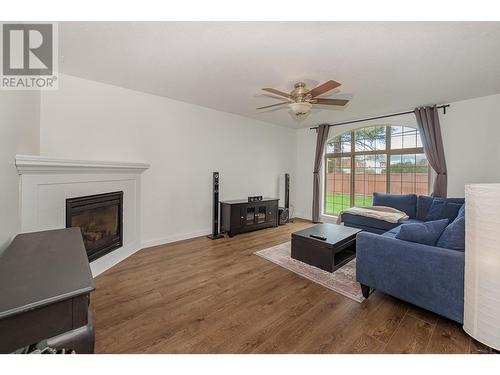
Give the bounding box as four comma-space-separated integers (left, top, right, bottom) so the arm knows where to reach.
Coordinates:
66, 191, 123, 262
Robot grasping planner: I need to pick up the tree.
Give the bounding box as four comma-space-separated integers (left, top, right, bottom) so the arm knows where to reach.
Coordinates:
329, 126, 387, 153
355, 126, 386, 151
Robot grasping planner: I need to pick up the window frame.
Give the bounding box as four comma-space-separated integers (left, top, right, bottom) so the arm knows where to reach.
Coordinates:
323, 125, 430, 216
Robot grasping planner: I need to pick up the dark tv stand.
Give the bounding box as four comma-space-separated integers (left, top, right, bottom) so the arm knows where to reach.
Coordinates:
220, 198, 279, 237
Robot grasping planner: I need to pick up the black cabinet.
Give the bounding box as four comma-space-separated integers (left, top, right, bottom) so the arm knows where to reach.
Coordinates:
0, 228, 95, 353
220, 198, 279, 237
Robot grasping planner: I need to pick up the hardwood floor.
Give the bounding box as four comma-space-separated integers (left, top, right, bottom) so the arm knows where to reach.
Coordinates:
91, 219, 475, 354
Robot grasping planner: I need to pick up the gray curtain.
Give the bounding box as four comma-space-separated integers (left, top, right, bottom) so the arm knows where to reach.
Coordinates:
414, 106, 447, 197
312, 124, 330, 223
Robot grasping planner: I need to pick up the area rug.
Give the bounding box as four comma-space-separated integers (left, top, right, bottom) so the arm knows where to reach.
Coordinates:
255, 241, 364, 303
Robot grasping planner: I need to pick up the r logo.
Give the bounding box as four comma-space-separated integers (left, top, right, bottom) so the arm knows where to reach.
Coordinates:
2, 23, 53, 76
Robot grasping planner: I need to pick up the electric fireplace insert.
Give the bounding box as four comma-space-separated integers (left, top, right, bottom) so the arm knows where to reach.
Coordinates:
66, 191, 123, 262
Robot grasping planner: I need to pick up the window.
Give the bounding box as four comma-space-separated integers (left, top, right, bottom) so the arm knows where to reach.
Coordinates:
324, 125, 429, 215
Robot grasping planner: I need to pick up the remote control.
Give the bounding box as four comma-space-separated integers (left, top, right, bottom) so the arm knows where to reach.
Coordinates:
310, 234, 327, 241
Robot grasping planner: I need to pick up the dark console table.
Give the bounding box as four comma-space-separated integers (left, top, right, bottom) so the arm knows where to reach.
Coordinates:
0, 228, 95, 353
220, 198, 279, 237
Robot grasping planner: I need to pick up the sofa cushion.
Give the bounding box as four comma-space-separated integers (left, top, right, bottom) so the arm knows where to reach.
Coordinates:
382, 219, 423, 238
436, 204, 465, 251
417, 196, 466, 221
342, 212, 421, 233
446, 197, 466, 205
372, 193, 417, 219
382, 225, 403, 239
425, 199, 463, 222
395, 219, 449, 246
342, 213, 401, 232
416, 195, 434, 221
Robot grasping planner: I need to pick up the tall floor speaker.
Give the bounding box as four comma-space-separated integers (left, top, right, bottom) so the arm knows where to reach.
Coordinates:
278, 173, 291, 225
207, 171, 224, 240
284, 173, 290, 209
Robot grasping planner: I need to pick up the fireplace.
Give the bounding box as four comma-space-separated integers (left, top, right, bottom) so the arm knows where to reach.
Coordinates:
66, 191, 123, 262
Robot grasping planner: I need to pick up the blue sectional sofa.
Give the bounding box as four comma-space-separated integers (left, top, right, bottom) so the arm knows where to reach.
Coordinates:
342, 192, 465, 234
344, 193, 466, 323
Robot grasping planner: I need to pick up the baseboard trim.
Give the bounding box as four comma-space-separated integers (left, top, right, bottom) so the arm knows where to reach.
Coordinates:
291, 216, 313, 223
141, 228, 211, 250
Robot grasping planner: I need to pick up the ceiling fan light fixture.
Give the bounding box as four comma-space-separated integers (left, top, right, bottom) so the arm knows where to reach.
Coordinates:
257, 80, 348, 116
289, 102, 312, 116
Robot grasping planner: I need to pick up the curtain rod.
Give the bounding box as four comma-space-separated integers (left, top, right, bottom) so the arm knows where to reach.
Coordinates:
309, 104, 450, 130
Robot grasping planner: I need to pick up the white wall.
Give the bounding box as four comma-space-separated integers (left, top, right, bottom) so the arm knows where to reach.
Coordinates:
440, 94, 500, 197
0, 91, 40, 251
40, 74, 296, 247
294, 94, 500, 220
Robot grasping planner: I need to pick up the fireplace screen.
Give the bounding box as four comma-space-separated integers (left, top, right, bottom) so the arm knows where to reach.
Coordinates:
66, 191, 123, 261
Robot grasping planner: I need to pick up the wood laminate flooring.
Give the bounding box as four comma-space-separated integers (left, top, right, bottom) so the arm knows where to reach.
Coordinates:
92, 219, 480, 354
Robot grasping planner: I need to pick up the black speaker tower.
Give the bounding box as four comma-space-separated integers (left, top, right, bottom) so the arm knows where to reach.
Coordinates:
279, 173, 291, 225
207, 171, 224, 240
284, 173, 290, 209
286, 173, 293, 223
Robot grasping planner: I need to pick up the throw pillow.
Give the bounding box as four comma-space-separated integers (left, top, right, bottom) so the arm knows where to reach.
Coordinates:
395, 219, 449, 246
425, 199, 462, 222
416, 195, 434, 221
436, 214, 465, 251
457, 203, 465, 218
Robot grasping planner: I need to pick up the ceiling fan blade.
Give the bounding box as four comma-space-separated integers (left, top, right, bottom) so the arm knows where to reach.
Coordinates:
309, 80, 341, 98
262, 88, 291, 98
256, 102, 289, 110
314, 98, 349, 106
261, 93, 291, 101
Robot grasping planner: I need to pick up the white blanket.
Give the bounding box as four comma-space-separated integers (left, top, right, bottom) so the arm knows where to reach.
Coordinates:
336, 206, 409, 225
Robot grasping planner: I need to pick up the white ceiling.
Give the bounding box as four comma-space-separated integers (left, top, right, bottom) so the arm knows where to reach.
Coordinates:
59, 22, 500, 128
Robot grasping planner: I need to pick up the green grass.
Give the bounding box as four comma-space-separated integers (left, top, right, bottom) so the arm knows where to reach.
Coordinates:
325, 193, 373, 215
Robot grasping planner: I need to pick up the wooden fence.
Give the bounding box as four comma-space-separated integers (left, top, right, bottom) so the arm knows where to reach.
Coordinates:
326, 172, 429, 196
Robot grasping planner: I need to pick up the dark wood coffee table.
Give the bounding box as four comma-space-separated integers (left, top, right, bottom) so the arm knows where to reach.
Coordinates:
291, 224, 361, 272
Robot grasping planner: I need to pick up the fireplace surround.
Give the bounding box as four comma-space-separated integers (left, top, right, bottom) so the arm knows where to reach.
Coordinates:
16, 154, 150, 276
66, 191, 123, 262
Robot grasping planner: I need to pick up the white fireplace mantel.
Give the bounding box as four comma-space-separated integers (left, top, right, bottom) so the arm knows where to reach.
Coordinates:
15, 154, 150, 277
15, 154, 150, 174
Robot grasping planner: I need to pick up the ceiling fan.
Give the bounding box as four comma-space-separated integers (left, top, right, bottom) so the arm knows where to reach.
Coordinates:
257, 80, 349, 116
